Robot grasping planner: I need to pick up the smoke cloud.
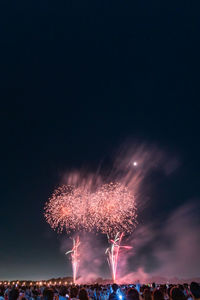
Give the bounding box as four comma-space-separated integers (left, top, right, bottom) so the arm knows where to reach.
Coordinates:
60, 201, 200, 283
117, 200, 200, 283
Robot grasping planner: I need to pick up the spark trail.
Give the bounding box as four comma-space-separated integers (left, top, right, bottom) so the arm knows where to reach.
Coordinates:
66, 236, 80, 283
106, 232, 132, 282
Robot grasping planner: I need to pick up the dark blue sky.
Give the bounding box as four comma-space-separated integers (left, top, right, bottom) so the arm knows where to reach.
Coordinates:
0, 0, 200, 280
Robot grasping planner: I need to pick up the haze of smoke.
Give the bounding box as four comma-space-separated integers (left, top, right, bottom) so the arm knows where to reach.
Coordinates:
60, 233, 109, 283
153, 201, 200, 278
117, 200, 200, 282
59, 201, 200, 283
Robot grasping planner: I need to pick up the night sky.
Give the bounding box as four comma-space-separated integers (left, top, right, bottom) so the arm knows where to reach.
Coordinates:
0, 0, 200, 280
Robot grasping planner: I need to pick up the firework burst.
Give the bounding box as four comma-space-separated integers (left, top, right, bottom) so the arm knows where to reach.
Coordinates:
44, 182, 137, 236
44, 185, 93, 233
91, 182, 137, 236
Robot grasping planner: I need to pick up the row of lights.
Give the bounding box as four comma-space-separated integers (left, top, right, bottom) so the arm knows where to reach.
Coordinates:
0, 281, 73, 286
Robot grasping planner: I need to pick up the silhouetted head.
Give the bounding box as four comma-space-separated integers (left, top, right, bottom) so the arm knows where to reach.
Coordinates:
43, 288, 54, 300
79, 288, 89, 300
112, 284, 119, 293
59, 286, 68, 297
190, 282, 200, 299
127, 288, 139, 300
170, 287, 186, 300
9, 288, 19, 300
0, 291, 4, 297
143, 288, 152, 300
70, 286, 79, 298
153, 289, 164, 300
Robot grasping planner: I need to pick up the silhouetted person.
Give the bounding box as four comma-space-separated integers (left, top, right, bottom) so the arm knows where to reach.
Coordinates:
109, 284, 119, 300
126, 288, 139, 300
170, 287, 186, 300
153, 289, 164, 300
43, 289, 54, 300
59, 286, 69, 300
9, 288, 19, 300
0, 290, 4, 300
190, 282, 200, 300
79, 288, 89, 300
70, 287, 79, 300
143, 288, 152, 300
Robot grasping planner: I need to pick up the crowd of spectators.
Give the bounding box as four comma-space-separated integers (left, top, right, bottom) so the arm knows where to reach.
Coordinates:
0, 282, 200, 300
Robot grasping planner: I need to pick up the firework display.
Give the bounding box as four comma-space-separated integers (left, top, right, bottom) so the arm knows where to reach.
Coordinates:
44, 185, 91, 233
43, 146, 170, 282
66, 236, 80, 284
91, 182, 137, 235
44, 159, 141, 282
44, 182, 137, 236
106, 232, 132, 282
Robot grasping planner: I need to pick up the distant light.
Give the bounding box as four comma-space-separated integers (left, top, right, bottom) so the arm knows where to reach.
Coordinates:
119, 295, 122, 300
133, 161, 138, 166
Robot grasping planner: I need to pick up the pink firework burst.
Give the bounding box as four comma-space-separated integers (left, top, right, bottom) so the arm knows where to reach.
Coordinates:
91, 182, 137, 236
44, 182, 137, 236
44, 185, 93, 233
